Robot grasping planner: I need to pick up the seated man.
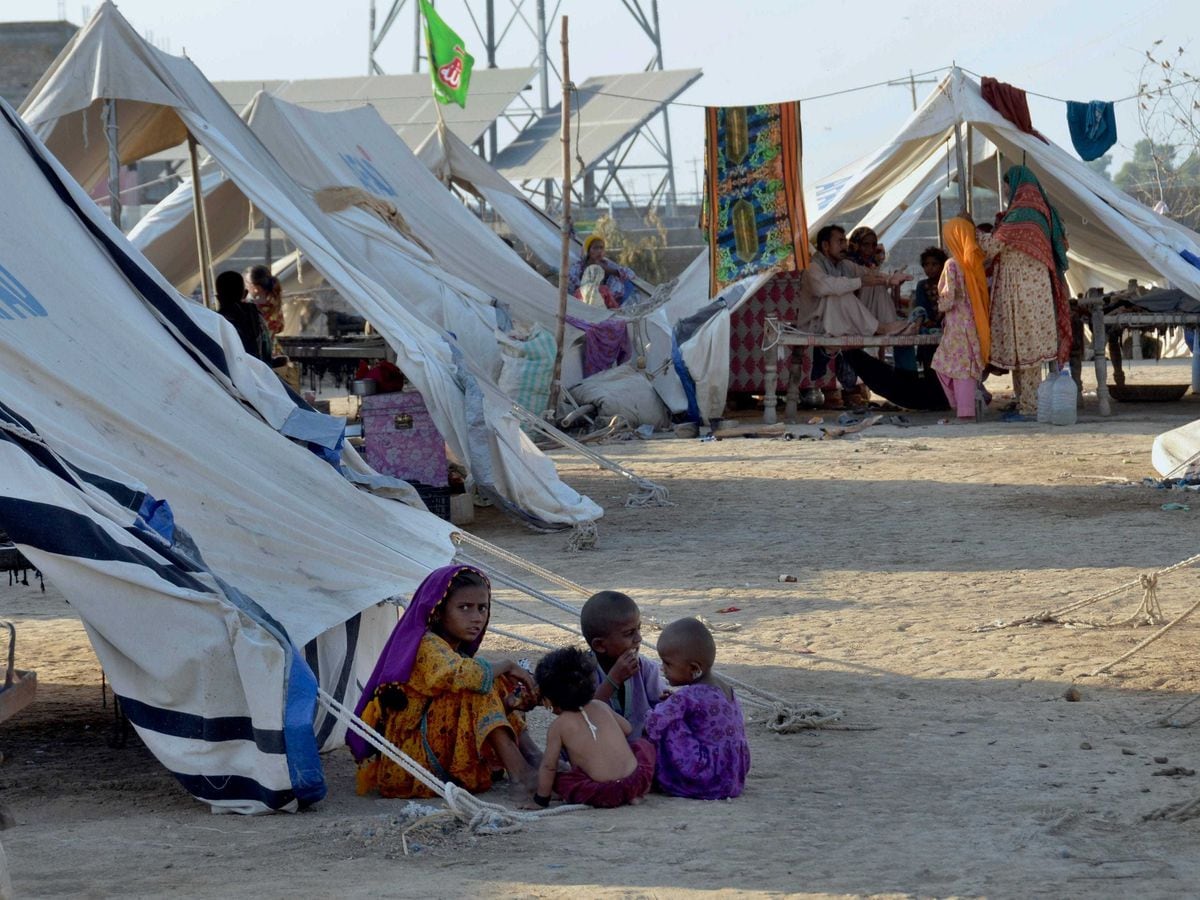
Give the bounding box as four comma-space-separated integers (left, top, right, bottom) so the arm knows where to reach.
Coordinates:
796, 225, 914, 336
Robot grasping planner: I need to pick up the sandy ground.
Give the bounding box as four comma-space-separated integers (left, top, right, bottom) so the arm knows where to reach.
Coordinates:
7, 361, 1200, 898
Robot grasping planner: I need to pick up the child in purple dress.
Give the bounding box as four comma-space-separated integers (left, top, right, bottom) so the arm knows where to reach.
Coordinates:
645, 618, 750, 799
580, 590, 666, 739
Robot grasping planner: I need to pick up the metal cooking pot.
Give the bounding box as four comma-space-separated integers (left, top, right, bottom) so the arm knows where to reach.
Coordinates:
351, 378, 378, 397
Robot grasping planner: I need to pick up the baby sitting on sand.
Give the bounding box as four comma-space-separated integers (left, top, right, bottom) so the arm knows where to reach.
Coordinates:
528, 646, 656, 809
645, 617, 751, 799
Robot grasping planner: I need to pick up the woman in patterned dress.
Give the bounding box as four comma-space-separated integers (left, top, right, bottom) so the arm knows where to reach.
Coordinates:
977, 166, 1072, 417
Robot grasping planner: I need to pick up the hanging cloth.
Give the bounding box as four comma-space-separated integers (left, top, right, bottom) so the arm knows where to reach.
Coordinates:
981, 77, 1048, 142
565, 315, 632, 377
1066, 100, 1117, 161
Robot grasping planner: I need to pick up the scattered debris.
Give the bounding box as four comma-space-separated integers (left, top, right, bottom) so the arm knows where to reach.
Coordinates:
1152, 766, 1195, 777
777, 574, 798, 583
1063, 686, 1082, 702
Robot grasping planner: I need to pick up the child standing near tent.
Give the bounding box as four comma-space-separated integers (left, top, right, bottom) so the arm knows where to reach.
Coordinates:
930, 218, 991, 422
645, 618, 751, 799
528, 647, 656, 809
348, 565, 538, 798
581, 590, 666, 739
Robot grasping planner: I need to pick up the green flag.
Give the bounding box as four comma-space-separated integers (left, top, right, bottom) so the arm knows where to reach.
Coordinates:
420, 0, 474, 108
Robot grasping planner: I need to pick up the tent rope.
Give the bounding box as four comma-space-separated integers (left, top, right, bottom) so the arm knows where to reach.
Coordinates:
508, 404, 673, 509
457, 551, 584, 617
1146, 693, 1200, 729
974, 551, 1200, 632
452, 532, 592, 597
317, 688, 587, 839
489, 596, 580, 638
450, 535, 865, 731
1089, 595, 1200, 677
566, 520, 599, 551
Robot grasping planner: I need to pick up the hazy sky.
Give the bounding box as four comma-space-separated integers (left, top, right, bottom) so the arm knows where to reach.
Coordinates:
6, 0, 1199, 199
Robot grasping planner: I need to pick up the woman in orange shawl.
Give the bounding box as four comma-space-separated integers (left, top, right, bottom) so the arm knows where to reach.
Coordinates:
931, 218, 991, 420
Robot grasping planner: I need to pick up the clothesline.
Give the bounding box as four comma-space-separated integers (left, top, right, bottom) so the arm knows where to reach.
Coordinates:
575, 65, 955, 110
574, 65, 1200, 112
958, 66, 1200, 106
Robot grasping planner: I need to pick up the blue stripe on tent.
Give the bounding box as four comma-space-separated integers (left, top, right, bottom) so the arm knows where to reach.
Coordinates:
170, 773, 297, 811
282, 644, 326, 806
118, 695, 286, 754
63, 461, 144, 512
0, 403, 152, 515
0, 498, 209, 594
0, 398, 35, 432
671, 335, 702, 423
0, 422, 79, 488
311, 613, 360, 748
209, 575, 324, 806
0, 424, 151, 519
0, 102, 232, 381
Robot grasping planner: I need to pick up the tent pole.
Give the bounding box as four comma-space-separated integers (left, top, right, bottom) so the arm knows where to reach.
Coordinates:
935, 196, 944, 244
102, 98, 122, 230
965, 124, 974, 218
548, 15, 572, 417
952, 124, 968, 217
187, 134, 216, 310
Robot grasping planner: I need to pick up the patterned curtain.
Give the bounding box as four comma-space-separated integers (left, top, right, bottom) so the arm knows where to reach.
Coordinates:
704, 102, 811, 295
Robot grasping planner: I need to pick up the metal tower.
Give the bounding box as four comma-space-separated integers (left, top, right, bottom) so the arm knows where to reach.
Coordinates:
368, 0, 680, 208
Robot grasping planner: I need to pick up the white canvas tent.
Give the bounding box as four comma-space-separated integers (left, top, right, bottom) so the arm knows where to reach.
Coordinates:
416, 123, 572, 272
126, 92, 607, 379
0, 96, 457, 812
806, 68, 1200, 297
22, 3, 601, 530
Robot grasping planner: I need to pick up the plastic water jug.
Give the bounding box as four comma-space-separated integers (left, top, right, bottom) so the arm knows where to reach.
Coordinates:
1036, 374, 1055, 423
1050, 367, 1078, 425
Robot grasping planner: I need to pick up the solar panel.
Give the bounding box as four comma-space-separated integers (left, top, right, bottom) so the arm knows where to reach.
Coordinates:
493, 68, 702, 182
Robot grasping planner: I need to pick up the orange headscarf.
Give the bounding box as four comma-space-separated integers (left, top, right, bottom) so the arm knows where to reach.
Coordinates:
942, 217, 991, 364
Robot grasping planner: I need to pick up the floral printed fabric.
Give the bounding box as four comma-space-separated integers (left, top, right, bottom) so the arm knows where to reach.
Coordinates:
355, 632, 523, 798
931, 261, 984, 381
979, 232, 1059, 369
645, 683, 751, 799
704, 103, 810, 294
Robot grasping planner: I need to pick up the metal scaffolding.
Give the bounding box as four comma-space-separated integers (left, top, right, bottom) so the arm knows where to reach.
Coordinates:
368, 0, 682, 208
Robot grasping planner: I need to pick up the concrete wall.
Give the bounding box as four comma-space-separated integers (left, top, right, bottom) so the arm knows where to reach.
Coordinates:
0, 21, 78, 109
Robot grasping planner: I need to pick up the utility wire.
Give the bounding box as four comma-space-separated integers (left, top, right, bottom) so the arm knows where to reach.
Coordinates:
573, 64, 1200, 112
574, 66, 956, 110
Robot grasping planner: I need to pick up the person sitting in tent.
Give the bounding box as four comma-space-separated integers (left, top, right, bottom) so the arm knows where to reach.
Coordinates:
578, 263, 621, 310
568, 235, 636, 307
244, 265, 285, 340
930, 218, 990, 422
895, 246, 948, 372
847, 227, 902, 329
348, 566, 539, 798
796, 225, 914, 337
977, 166, 1072, 419
215, 270, 272, 363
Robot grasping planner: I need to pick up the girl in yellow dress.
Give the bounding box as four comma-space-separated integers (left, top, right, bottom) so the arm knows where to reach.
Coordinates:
348, 566, 537, 798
